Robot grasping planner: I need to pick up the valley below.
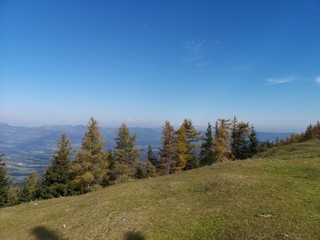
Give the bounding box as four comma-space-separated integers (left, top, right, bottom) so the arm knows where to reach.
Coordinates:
0, 122, 293, 183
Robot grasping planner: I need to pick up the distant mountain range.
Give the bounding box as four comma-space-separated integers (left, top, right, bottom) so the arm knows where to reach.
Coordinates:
0, 122, 294, 182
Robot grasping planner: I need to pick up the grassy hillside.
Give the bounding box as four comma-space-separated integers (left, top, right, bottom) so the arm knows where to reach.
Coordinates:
1, 141, 320, 240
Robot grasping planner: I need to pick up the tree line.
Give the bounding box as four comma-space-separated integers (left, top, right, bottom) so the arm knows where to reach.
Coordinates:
260, 121, 320, 148
1, 118, 319, 207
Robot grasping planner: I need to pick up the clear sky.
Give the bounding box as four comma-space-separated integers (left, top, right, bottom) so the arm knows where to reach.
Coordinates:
0, 0, 319, 132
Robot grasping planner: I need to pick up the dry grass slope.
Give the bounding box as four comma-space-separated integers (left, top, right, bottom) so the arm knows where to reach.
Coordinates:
1, 141, 320, 239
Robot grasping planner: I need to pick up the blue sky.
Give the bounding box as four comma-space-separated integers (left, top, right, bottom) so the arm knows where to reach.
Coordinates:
0, 0, 319, 132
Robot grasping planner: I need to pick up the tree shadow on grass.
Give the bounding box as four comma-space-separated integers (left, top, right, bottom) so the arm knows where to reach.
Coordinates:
124, 231, 145, 240
32, 226, 64, 240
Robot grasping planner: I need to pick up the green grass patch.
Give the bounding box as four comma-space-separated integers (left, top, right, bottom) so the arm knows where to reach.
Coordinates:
1, 141, 320, 239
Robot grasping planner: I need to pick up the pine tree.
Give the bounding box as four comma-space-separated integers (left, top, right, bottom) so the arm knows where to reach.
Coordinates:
231, 116, 238, 140
7, 186, 22, 206
248, 125, 260, 157
261, 140, 272, 151
20, 171, 40, 202
199, 123, 215, 166
42, 133, 73, 198
231, 121, 250, 160
147, 145, 157, 166
183, 119, 201, 170
304, 124, 314, 141
0, 153, 10, 207
146, 146, 157, 177
113, 123, 140, 180
313, 121, 320, 140
158, 121, 176, 175
134, 163, 147, 179
302, 122, 320, 141
72, 118, 108, 193
213, 118, 231, 162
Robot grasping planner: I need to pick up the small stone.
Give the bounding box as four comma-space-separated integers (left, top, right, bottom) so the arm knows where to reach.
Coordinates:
62, 224, 66, 229
260, 213, 274, 218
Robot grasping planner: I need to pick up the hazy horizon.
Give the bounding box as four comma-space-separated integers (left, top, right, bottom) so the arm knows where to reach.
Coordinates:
0, 119, 304, 133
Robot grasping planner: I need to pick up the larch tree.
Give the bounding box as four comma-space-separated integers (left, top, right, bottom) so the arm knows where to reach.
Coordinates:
213, 118, 231, 162
158, 121, 176, 175
42, 133, 73, 198
174, 123, 188, 172
112, 123, 140, 181
0, 153, 10, 207
286, 134, 299, 144
199, 123, 215, 166
72, 118, 108, 193
174, 119, 201, 171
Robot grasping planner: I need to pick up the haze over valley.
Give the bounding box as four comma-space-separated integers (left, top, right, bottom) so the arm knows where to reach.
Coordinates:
0, 122, 293, 182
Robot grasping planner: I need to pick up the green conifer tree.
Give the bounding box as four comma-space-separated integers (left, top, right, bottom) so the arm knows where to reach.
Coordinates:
20, 171, 40, 202
231, 121, 250, 160
113, 123, 140, 180
304, 124, 314, 141
183, 119, 201, 170
248, 125, 260, 157
313, 121, 320, 140
199, 123, 215, 166
134, 163, 147, 179
146, 145, 157, 177
42, 133, 73, 198
7, 186, 22, 206
0, 153, 10, 207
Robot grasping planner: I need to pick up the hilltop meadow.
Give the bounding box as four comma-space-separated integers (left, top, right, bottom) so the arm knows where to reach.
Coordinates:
0, 141, 319, 239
